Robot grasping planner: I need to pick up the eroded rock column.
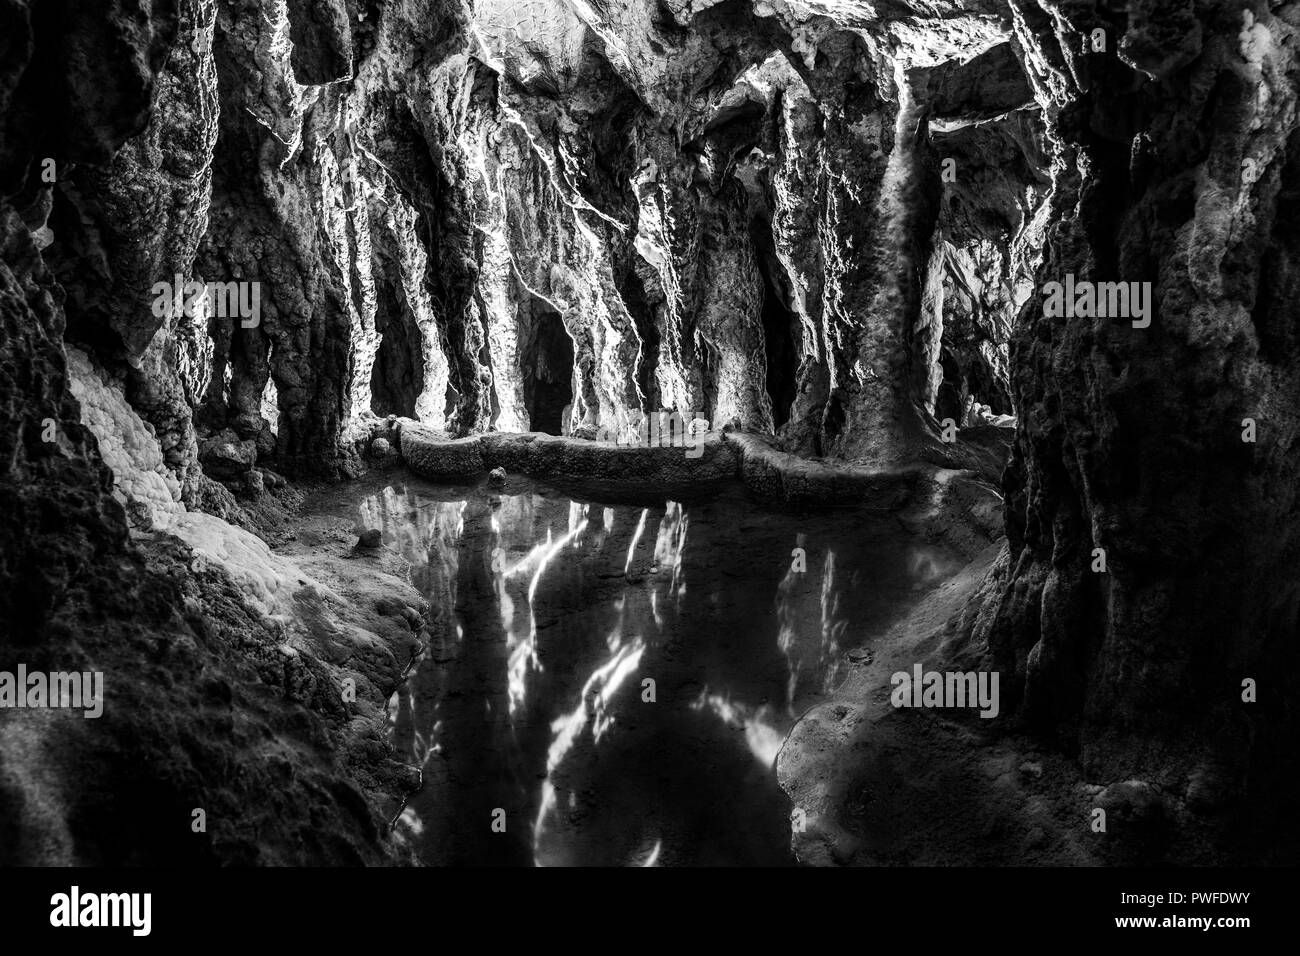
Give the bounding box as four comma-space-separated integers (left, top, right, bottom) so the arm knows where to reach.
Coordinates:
960, 1, 1300, 810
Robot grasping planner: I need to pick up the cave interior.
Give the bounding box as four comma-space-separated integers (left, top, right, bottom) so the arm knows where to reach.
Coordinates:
0, 0, 1297, 869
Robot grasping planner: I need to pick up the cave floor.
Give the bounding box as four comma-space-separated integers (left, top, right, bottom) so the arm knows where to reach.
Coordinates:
776, 545, 1099, 866
280, 470, 974, 865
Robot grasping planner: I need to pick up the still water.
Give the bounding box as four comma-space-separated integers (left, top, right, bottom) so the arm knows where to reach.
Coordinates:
351, 477, 962, 866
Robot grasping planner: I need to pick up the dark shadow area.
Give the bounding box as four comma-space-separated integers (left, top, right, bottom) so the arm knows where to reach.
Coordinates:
934, 346, 964, 424
523, 309, 575, 434
617, 262, 661, 410
756, 254, 798, 428
744, 209, 799, 429
371, 275, 423, 417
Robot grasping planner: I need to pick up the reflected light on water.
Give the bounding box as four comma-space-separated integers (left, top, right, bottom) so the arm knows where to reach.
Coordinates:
819, 549, 848, 692
533, 637, 646, 862
624, 508, 649, 575
690, 691, 786, 768
654, 501, 689, 605
336, 478, 962, 865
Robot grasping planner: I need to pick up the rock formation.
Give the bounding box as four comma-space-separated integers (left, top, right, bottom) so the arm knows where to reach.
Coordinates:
2, 0, 1296, 865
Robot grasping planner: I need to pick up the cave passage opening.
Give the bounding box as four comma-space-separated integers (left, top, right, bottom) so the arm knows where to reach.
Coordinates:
524, 310, 576, 435
617, 263, 661, 410
371, 296, 425, 419
930, 247, 1021, 429
934, 346, 965, 426
749, 222, 798, 430
758, 265, 798, 429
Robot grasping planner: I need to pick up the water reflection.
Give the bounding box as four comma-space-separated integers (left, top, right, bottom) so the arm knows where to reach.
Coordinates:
357, 479, 961, 866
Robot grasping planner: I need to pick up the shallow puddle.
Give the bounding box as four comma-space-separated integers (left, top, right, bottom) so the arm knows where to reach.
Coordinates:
330, 476, 964, 866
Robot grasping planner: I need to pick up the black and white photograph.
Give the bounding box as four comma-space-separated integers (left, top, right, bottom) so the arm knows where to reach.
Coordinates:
0, 0, 1292, 936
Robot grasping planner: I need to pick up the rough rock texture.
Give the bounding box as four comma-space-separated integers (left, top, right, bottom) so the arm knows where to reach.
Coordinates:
40, 0, 217, 502
6, 0, 1299, 867
65, 346, 185, 529
935, 0, 1300, 859
928, 102, 1049, 422
0, 0, 1050, 488
73, 0, 1026, 483
0, 0, 416, 865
